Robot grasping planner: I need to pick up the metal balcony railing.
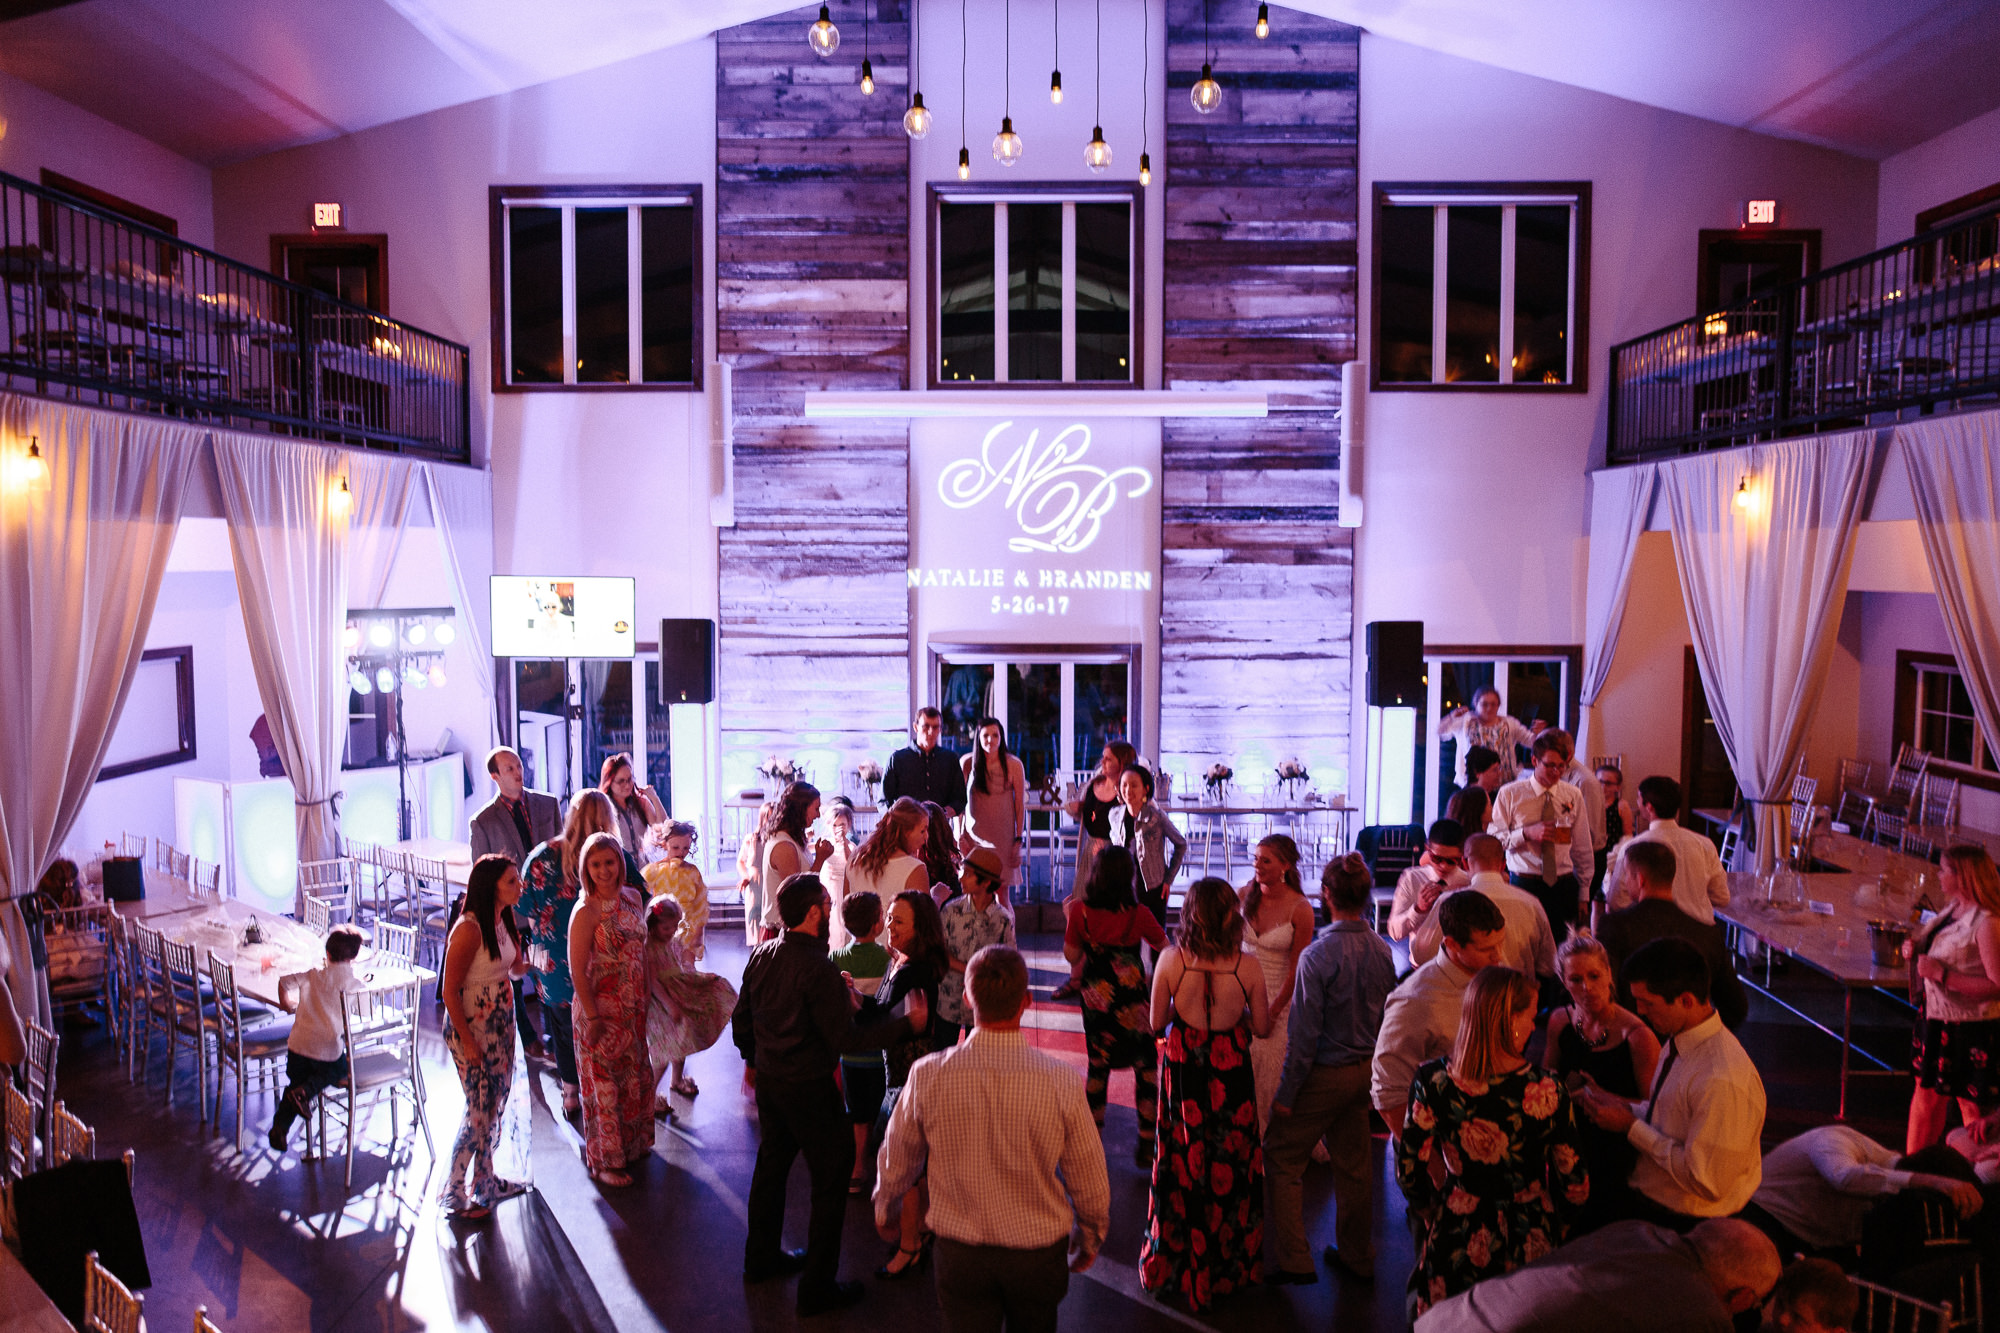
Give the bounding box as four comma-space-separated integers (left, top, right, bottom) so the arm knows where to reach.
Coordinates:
1609, 203, 2000, 464
0, 171, 469, 462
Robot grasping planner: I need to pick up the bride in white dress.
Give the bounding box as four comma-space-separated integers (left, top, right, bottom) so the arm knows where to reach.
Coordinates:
1240, 834, 1317, 1131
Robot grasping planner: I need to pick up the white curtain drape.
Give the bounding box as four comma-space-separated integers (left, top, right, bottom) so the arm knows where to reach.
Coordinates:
213, 435, 354, 875
1577, 462, 1658, 762
1897, 411, 2000, 770
0, 397, 203, 1047
426, 462, 496, 701
1662, 432, 1872, 870
346, 451, 417, 609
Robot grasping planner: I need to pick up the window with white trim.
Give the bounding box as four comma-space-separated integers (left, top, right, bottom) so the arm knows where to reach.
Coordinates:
491, 185, 700, 388
932, 185, 1138, 386
1901, 655, 1997, 777
1374, 182, 1590, 389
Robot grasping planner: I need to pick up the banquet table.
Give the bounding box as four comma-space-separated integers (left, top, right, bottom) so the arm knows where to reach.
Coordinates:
393, 836, 474, 886
1716, 828, 1933, 1119
144, 897, 433, 1008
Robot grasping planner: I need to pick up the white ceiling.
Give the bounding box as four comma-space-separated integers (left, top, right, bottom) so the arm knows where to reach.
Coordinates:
4, 0, 2000, 167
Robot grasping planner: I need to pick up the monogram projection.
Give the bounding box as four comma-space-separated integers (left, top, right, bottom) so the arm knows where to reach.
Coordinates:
909, 417, 1161, 640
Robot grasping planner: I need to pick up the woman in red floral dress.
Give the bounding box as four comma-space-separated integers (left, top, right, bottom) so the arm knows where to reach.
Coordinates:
1395, 966, 1589, 1318
1140, 876, 1272, 1311
567, 831, 655, 1187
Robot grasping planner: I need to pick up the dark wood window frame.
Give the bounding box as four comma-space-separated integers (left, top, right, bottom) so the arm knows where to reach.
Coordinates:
99, 646, 197, 781
1893, 649, 2000, 793
1917, 182, 2000, 235
487, 183, 703, 393
925, 181, 1146, 392
1371, 181, 1592, 394
270, 233, 391, 313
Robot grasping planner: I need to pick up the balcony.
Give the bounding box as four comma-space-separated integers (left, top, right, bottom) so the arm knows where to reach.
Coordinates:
1609, 203, 2000, 464
0, 171, 468, 463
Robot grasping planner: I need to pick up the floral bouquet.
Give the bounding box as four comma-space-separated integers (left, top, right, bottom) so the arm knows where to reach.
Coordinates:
1203, 762, 1234, 801
854, 759, 883, 802
758, 755, 801, 787
1275, 758, 1311, 804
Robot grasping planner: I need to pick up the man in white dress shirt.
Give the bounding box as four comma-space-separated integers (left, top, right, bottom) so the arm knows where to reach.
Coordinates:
1386, 818, 1469, 945
1370, 890, 1506, 1133
1745, 1123, 1983, 1258
876, 945, 1110, 1332
1604, 775, 1731, 925
1576, 937, 1766, 1229
1410, 833, 1557, 984
1489, 732, 1593, 938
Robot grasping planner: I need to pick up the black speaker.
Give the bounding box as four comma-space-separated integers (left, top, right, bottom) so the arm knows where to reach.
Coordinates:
1366, 620, 1425, 707
657, 619, 715, 705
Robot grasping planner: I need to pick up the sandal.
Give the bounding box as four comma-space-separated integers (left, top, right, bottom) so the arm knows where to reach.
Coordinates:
591, 1168, 633, 1189
654, 1094, 676, 1120
876, 1247, 924, 1281
491, 1180, 531, 1201
672, 1077, 700, 1098
848, 1175, 866, 1196
561, 1088, 582, 1119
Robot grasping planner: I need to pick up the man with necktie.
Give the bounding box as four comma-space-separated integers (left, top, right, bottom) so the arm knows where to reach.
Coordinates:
1573, 937, 1766, 1231
1489, 732, 1592, 936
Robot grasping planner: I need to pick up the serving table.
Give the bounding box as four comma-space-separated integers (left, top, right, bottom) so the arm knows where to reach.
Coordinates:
1716, 829, 1938, 1118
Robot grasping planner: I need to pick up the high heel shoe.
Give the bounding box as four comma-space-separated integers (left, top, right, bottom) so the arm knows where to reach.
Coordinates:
876, 1247, 924, 1281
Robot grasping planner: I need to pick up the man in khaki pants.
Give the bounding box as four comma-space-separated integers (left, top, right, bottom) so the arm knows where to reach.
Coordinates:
1265, 853, 1399, 1284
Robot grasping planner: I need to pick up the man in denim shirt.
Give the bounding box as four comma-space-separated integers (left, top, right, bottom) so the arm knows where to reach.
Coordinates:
1265, 853, 1399, 1284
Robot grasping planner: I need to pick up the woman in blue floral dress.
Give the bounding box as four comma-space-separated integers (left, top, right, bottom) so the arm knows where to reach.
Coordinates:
1140, 876, 1272, 1312
1396, 966, 1590, 1318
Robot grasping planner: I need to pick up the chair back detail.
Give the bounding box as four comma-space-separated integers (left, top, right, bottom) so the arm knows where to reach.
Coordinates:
49, 1101, 96, 1167
84, 1251, 145, 1333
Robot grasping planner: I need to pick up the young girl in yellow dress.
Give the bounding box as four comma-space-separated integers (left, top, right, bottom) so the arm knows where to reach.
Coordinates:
642, 820, 709, 960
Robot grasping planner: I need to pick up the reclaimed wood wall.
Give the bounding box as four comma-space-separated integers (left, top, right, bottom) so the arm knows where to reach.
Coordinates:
715, 3, 912, 791
1159, 0, 1359, 791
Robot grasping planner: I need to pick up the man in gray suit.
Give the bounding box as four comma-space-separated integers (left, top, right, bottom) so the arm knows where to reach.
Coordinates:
469, 746, 561, 1053
469, 746, 561, 865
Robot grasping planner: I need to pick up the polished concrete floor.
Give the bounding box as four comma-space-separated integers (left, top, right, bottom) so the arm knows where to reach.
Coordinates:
48, 928, 1911, 1333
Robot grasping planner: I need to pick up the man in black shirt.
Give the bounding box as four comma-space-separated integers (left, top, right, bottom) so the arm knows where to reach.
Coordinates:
734, 872, 927, 1316
1598, 841, 1748, 1029
883, 706, 963, 816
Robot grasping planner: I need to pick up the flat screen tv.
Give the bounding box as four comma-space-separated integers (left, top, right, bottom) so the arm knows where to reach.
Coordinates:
490, 576, 636, 658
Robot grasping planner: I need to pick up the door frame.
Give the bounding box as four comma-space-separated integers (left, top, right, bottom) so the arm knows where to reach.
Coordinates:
1421, 643, 1582, 826
1695, 228, 1820, 313
928, 641, 1143, 772
270, 233, 391, 312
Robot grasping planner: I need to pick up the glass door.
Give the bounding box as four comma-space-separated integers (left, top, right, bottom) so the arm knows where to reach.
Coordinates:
513, 660, 569, 798
1422, 650, 1578, 828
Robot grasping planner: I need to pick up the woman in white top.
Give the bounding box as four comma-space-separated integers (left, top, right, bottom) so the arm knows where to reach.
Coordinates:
960, 716, 1028, 888
1906, 844, 2000, 1151
1240, 834, 1317, 1131
844, 797, 930, 914
441, 853, 533, 1219
758, 781, 832, 942
1437, 687, 1533, 788
821, 796, 858, 947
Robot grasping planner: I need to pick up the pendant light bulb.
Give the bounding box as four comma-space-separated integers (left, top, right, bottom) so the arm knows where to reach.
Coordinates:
992, 116, 1023, 167
1190, 63, 1222, 114
958, 146, 971, 179
1255, 2, 1270, 38
807, 4, 840, 57
1138, 152, 1152, 187
1050, 69, 1063, 103
10, 435, 49, 492
903, 91, 932, 138
860, 57, 875, 95
1085, 126, 1112, 173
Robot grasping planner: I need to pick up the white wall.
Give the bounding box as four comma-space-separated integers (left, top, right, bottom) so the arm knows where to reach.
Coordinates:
1877, 100, 2000, 248
0, 68, 213, 246
1350, 33, 1879, 797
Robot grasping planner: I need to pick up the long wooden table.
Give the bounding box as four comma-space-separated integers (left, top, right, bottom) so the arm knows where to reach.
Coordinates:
1717, 829, 1935, 1119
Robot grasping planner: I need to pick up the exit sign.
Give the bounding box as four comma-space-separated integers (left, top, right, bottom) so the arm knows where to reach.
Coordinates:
312, 202, 343, 229
1745, 199, 1778, 226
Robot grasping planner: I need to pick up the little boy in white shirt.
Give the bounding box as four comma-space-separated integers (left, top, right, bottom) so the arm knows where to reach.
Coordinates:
268, 923, 366, 1150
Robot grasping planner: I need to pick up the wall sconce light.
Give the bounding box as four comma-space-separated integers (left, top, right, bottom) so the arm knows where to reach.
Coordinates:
327, 474, 352, 518
1734, 476, 1759, 513
5, 435, 50, 493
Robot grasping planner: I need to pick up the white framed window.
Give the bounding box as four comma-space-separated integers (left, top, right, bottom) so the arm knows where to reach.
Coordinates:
490, 185, 701, 389
1899, 653, 1997, 779
930, 184, 1140, 387
1374, 182, 1591, 390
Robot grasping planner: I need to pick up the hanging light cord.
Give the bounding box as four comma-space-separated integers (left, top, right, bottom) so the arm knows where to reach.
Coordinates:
1055, 0, 1060, 83
961, 0, 968, 147
1141, 0, 1149, 159
1094, 0, 1101, 123
1005, 0, 1012, 117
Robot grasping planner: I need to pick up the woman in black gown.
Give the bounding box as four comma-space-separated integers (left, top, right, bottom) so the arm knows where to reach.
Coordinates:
1540, 932, 1659, 1231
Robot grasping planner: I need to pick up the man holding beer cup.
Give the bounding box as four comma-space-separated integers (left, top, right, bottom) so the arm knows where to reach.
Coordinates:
1490, 732, 1592, 936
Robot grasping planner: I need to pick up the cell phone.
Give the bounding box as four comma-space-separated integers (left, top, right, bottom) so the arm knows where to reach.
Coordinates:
1565, 1072, 1589, 1096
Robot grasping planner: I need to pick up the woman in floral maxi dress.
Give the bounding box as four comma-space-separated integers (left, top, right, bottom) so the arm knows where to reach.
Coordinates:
568, 832, 655, 1188
1140, 876, 1272, 1312
1396, 967, 1590, 1318
1062, 846, 1167, 1164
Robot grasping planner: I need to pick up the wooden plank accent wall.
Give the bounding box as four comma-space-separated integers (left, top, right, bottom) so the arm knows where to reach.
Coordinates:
715, 3, 912, 788
1159, 0, 1359, 790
